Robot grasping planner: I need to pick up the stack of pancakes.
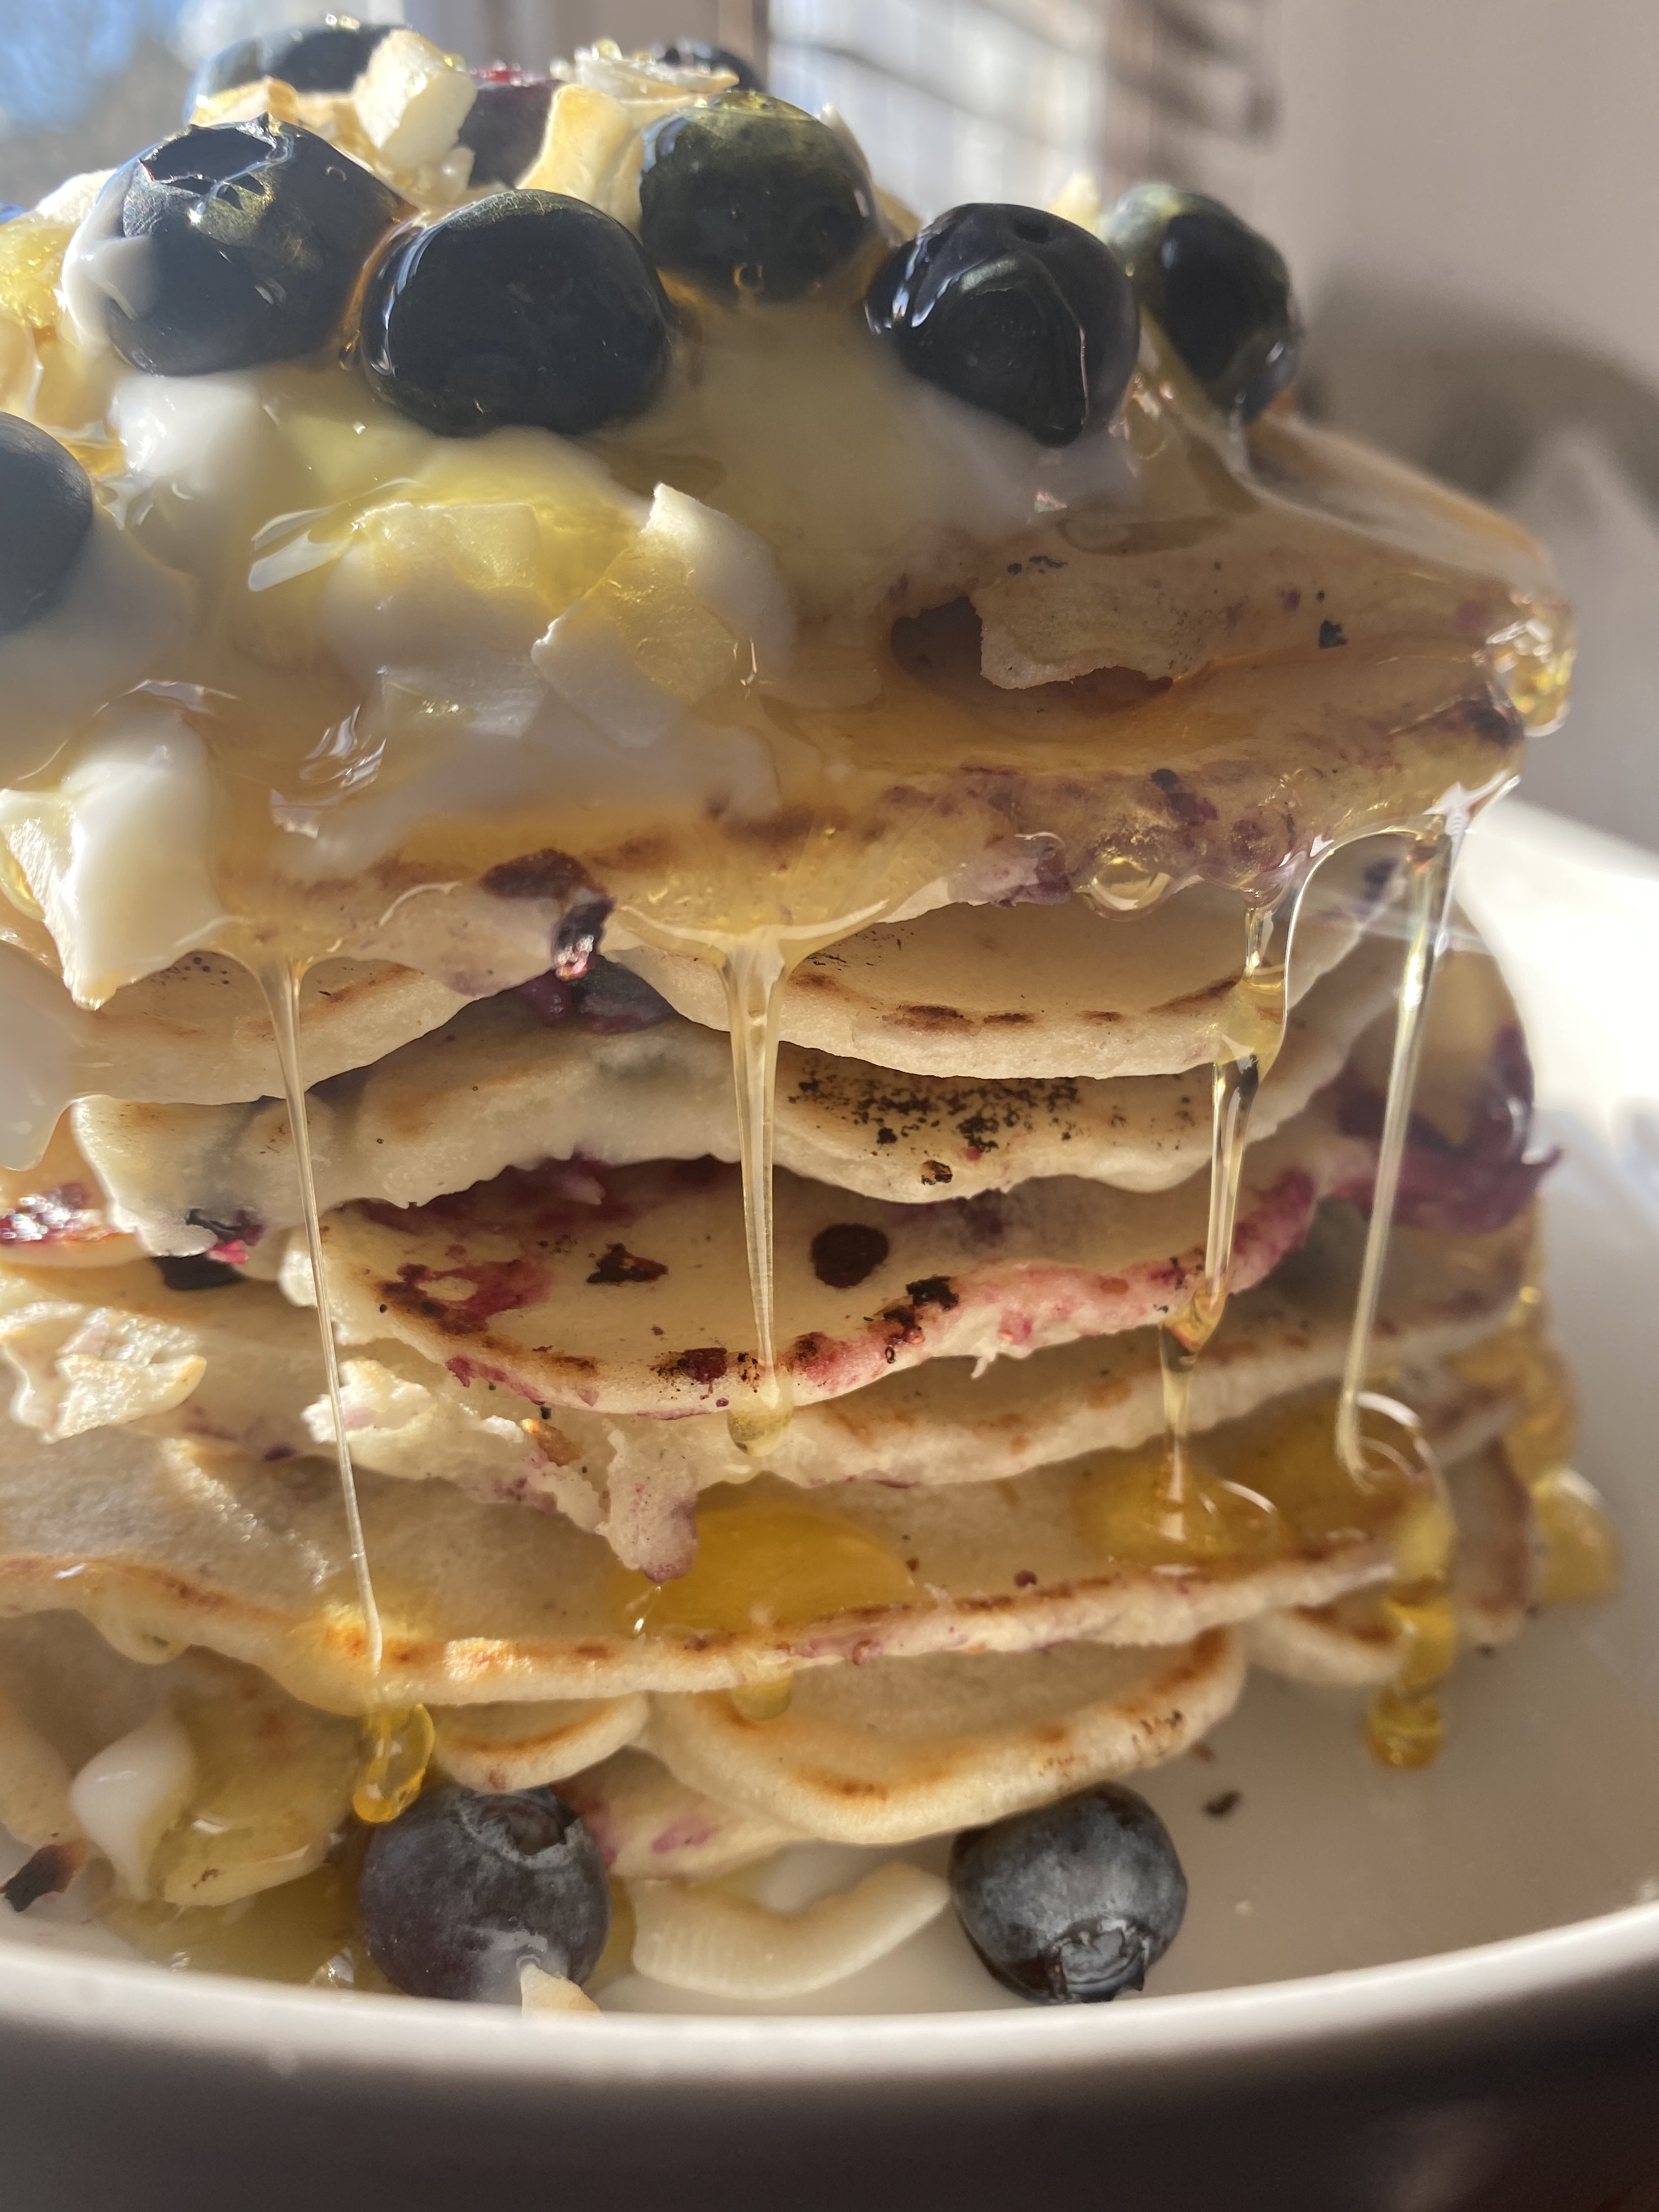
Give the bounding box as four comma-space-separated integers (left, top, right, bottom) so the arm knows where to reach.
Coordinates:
0, 34, 1600, 1997
0, 845, 1565, 1989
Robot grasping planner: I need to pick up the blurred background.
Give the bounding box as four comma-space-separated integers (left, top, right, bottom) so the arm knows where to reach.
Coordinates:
0, 0, 1652, 849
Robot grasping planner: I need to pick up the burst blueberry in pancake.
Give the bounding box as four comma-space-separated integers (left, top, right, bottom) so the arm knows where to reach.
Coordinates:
0, 30, 1609, 2009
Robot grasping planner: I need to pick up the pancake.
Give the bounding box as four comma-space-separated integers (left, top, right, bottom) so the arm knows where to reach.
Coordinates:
317, 1207, 1529, 1571
0, 940, 478, 1144
559, 1747, 802, 1881
430, 1692, 647, 1793
308, 995, 1542, 1419
0, 1420, 1536, 1904
642, 1633, 1244, 1848
0, 1208, 1527, 1588
307, 1111, 1365, 1417
0, 1358, 1516, 1714
968, 409, 1563, 693
69, 933, 1402, 1248
606, 862, 1383, 1084
1247, 1444, 1539, 1686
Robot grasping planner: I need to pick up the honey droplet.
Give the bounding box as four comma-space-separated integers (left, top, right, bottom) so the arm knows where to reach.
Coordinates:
1531, 1466, 1621, 1605
0, 213, 74, 332
101, 1836, 393, 1991
729, 1671, 795, 1722
352, 1705, 435, 1825
1448, 1281, 1621, 1609
1365, 1679, 1447, 1770
1334, 1396, 1460, 1773
1082, 857, 1172, 913
610, 1498, 918, 1639
725, 1374, 795, 1463
1077, 1441, 1283, 1568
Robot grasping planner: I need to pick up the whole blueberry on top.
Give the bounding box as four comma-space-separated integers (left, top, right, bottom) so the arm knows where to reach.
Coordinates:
185, 15, 394, 115
1105, 183, 1299, 421
359, 1782, 611, 2004
866, 203, 1139, 447
458, 67, 554, 188
0, 415, 94, 640
93, 119, 407, 377
638, 92, 877, 303
949, 1780, 1188, 2002
360, 189, 673, 437
648, 38, 763, 92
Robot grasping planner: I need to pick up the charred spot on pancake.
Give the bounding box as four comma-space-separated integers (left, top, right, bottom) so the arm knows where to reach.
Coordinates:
920, 1160, 952, 1185
877, 1272, 961, 1350
1148, 767, 1219, 830
1318, 619, 1347, 649
1203, 1790, 1243, 1818
810, 1222, 891, 1289
153, 1254, 240, 1291
662, 1346, 729, 1385
586, 1243, 668, 1285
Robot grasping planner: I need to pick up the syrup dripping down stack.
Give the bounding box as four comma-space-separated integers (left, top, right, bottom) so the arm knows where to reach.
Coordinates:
0, 35, 1611, 1999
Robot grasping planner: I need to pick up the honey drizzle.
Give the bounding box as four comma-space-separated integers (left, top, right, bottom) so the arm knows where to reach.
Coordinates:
252, 957, 383, 1677
1329, 819, 1468, 1766
352, 1705, 435, 1824
718, 931, 795, 1460
1152, 895, 1291, 1542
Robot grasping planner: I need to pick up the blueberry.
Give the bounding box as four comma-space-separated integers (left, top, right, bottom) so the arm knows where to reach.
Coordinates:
185, 15, 394, 116
1105, 183, 1299, 421
360, 189, 672, 436
648, 38, 763, 92
458, 68, 553, 188
359, 1782, 611, 2004
949, 1781, 1187, 2003
865, 203, 1139, 447
0, 204, 25, 225
95, 119, 407, 377
0, 415, 94, 639
638, 92, 877, 303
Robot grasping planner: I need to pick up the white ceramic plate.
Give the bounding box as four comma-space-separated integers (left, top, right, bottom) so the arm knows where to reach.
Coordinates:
3, 797, 1658, 2210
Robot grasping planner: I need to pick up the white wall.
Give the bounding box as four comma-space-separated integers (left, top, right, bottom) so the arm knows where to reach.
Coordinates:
1260, 0, 1659, 390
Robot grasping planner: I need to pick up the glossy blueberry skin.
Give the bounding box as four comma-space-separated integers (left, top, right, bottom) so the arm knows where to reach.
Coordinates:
638, 92, 877, 303
648, 38, 763, 92
185, 15, 394, 115
360, 189, 673, 437
1105, 183, 1299, 421
360, 1783, 611, 2004
950, 1781, 1188, 2003
0, 414, 94, 640
458, 69, 554, 188
101, 119, 407, 377
865, 203, 1139, 447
